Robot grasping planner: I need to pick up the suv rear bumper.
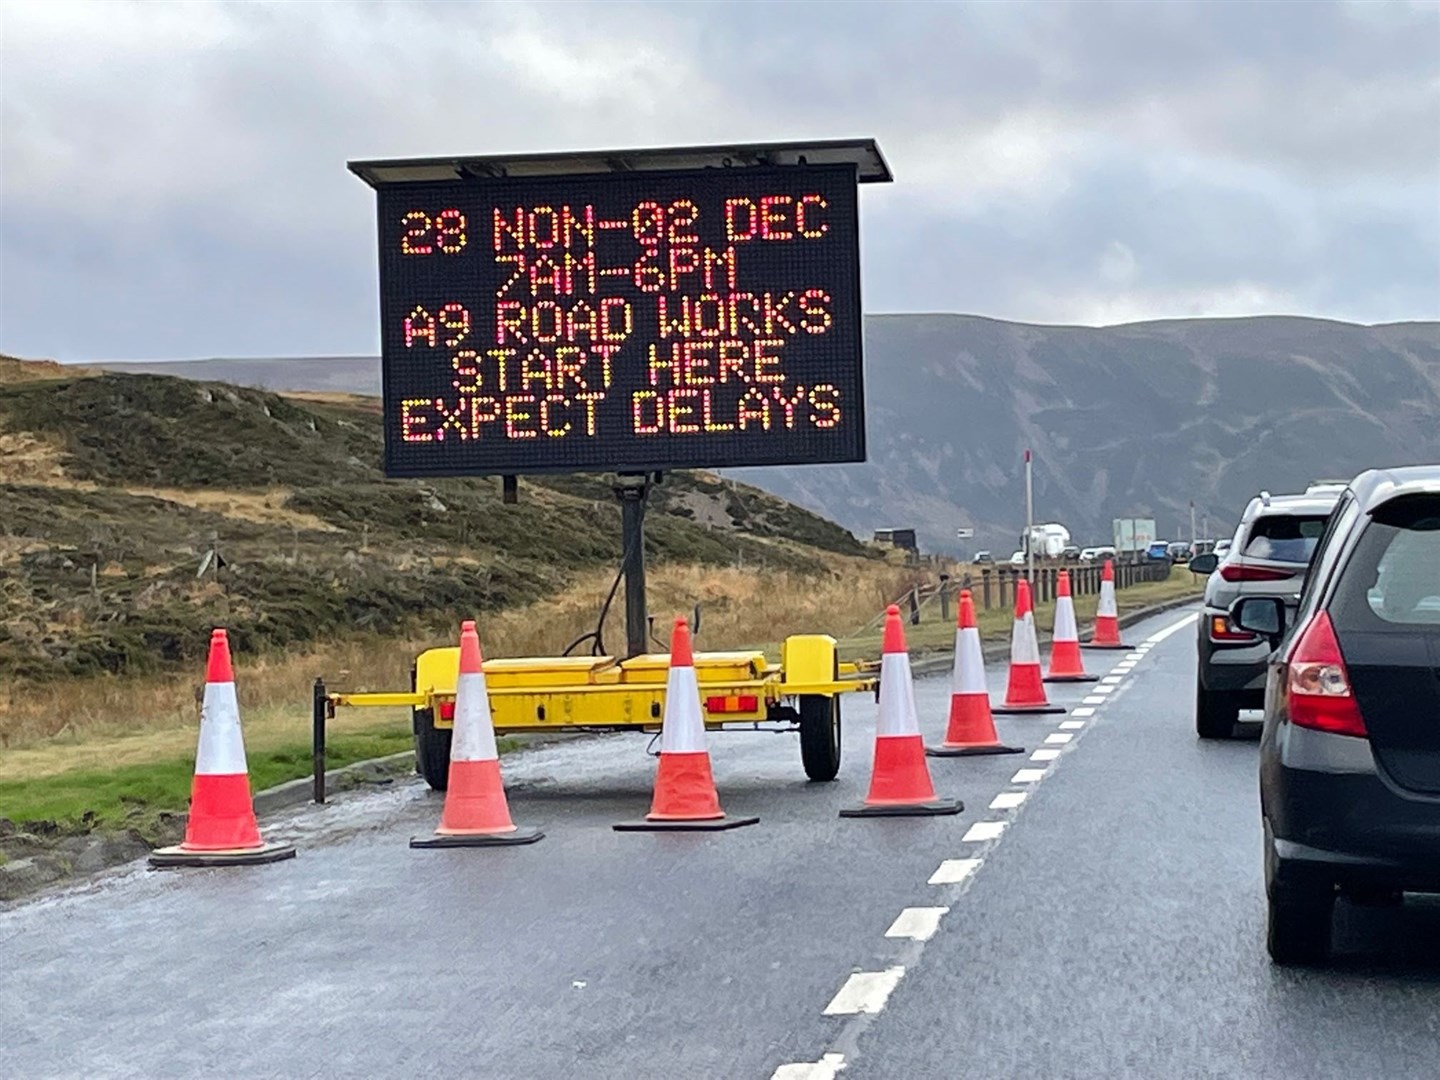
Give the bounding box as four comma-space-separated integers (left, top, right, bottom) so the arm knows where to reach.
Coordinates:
1262, 731, 1440, 894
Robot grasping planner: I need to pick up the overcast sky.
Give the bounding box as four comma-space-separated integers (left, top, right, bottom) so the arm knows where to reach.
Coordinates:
2, 0, 1437, 362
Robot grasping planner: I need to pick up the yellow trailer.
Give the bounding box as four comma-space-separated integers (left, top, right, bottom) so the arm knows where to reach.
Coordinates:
321, 633, 877, 789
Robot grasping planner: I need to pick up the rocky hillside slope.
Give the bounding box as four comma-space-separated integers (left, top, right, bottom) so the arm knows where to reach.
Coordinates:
0, 363, 868, 682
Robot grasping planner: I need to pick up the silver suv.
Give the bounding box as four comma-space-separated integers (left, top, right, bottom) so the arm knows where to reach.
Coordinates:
1189, 483, 1342, 738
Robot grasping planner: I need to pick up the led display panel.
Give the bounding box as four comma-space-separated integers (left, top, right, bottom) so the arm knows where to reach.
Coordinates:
371, 164, 865, 477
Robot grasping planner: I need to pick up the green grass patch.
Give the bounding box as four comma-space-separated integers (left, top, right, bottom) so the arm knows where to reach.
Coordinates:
0, 725, 414, 833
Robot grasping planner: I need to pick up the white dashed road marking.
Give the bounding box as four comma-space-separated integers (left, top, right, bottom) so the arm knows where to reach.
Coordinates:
771, 1053, 847, 1080
823, 968, 906, 1015
928, 858, 981, 885
962, 821, 1007, 842
784, 606, 1200, 1078
885, 907, 949, 942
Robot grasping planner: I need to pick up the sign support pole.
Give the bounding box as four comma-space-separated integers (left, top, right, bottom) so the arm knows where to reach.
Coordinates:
614, 474, 651, 658
1024, 448, 1034, 584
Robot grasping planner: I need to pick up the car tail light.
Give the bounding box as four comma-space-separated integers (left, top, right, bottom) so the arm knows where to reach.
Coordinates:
1209, 614, 1258, 642
1219, 564, 1295, 583
1286, 612, 1366, 738
706, 695, 759, 714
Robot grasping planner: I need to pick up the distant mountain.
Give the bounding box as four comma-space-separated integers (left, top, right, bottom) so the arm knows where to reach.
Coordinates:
94, 315, 1440, 553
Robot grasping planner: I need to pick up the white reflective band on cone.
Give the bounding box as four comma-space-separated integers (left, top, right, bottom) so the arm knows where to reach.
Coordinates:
660, 665, 707, 754
951, 627, 988, 696
1054, 597, 1079, 641
877, 651, 920, 737
451, 671, 500, 762
1010, 612, 1040, 665
194, 681, 248, 776
1097, 581, 1118, 618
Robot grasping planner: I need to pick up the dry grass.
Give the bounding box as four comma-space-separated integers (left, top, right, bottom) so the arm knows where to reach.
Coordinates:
0, 557, 928, 774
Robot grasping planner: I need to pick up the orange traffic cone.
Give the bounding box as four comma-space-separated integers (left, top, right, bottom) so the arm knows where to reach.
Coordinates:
1045, 571, 1098, 683
842, 606, 962, 816
1082, 559, 1130, 649
615, 616, 758, 832
150, 630, 296, 867
993, 580, 1066, 715
928, 590, 1023, 757
412, 621, 542, 847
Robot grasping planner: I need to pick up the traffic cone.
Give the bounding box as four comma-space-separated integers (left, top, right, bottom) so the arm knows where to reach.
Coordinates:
993, 580, 1066, 715
842, 606, 962, 816
927, 590, 1023, 757
615, 616, 758, 831
1082, 559, 1130, 649
150, 630, 296, 867
412, 620, 543, 847
1045, 571, 1099, 683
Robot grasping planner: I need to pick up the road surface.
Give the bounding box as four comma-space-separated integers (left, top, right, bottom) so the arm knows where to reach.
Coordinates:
3, 605, 1438, 1079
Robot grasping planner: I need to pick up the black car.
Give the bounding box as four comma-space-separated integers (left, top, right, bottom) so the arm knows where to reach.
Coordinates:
1233, 465, 1440, 964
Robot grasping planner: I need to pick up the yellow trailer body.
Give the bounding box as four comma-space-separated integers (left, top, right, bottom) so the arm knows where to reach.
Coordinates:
326, 634, 877, 788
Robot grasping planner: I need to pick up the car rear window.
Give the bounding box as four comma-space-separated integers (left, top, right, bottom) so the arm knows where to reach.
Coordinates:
1241, 514, 1330, 564
1332, 495, 1440, 629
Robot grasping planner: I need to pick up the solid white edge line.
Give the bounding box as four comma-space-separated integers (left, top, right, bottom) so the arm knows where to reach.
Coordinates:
1011, 768, 1046, 783
771, 1053, 847, 1080
823, 968, 906, 1015
928, 858, 982, 884
885, 907, 950, 942
962, 820, 1006, 842
1144, 612, 1199, 645
989, 791, 1027, 810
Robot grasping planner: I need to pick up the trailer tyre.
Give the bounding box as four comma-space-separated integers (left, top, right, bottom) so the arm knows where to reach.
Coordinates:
413, 708, 452, 792
799, 695, 842, 782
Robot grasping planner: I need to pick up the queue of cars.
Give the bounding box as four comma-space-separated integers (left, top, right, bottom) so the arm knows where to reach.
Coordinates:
1189, 469, 1440, 965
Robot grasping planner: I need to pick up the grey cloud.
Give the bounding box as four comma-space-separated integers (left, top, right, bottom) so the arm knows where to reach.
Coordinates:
0, 0, 1435, 361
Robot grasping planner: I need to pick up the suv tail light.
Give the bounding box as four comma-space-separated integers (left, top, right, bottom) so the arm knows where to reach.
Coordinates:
1209, 614, 1258, 642
1219, 564, 1295, 583
1286, 611, 1366, 738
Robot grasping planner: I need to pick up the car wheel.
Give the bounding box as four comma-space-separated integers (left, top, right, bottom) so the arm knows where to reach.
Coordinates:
1267, 887, 1335, 965
1196, 681, 1239, 739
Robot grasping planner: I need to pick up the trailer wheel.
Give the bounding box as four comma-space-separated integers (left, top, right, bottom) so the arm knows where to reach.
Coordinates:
799, 695, 842, 782
413, 708, 451, 792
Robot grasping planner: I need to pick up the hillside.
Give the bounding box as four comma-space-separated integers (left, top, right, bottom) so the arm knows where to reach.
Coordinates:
0, 362, 870, 683
95, 315, 1440, 553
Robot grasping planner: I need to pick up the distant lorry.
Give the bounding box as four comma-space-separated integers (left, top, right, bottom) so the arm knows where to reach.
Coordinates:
1113, 517, 1158, 559
1019, 523, 1072, 559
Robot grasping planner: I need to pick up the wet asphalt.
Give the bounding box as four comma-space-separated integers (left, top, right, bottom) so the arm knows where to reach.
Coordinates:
3, 603, 1438, 1079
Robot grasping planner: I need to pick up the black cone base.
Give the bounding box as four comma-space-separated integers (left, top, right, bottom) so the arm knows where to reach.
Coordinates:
927, 743, 1024, 757
840, 798, 963, 818
613, 815, 759, 832
992, 703, 1067, 715
1081, 642, 1131, 651
411, 827, 544, 848
150, 841, 296, 868
1043, 673, 1100, 683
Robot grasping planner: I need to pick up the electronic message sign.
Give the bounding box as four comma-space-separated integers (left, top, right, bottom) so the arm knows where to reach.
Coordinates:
367, 163, 865, 477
